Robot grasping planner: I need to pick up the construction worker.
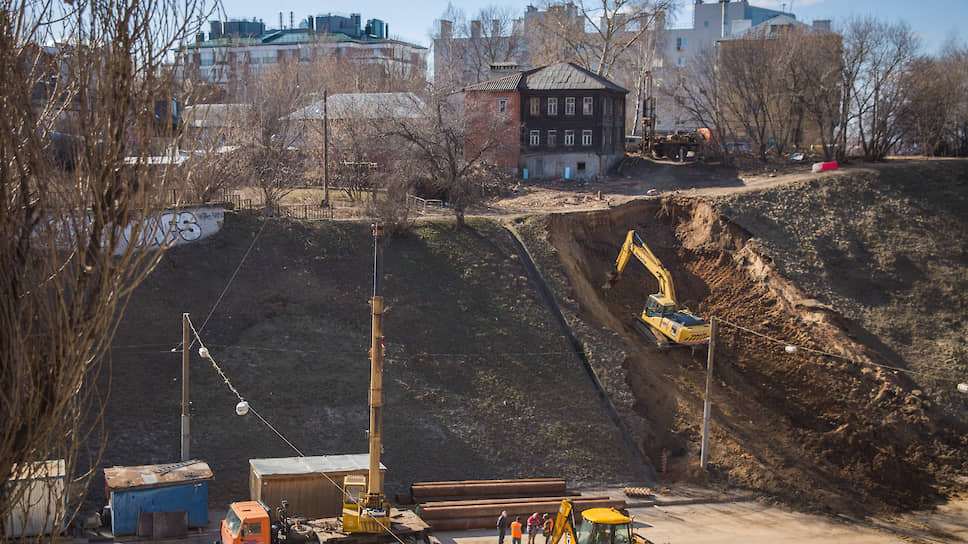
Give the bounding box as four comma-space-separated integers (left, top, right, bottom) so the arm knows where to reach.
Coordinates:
497, 510, 509, 544
527, 512, 540, 544
542, 513, 554, 544
511, 516, 523, 544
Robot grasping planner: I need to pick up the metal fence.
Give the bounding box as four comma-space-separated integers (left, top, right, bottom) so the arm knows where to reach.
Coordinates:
406, 193, 446, 215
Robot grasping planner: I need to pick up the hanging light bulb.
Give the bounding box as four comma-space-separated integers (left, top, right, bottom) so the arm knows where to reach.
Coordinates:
199, 346, 210, 359
958, 383, 968, 394
784, 345, 798, 354
236, 400, 250, 416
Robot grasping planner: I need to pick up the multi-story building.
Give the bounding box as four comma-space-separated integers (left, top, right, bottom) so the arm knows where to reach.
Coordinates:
654, 0, 831, 132
172, 13, 427, 100
463, 62, 627, 179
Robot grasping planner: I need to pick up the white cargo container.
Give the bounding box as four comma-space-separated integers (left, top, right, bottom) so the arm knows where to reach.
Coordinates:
5, 460, 66, 538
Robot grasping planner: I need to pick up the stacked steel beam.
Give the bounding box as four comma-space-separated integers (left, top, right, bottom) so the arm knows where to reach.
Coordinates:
408, 479, 627, 531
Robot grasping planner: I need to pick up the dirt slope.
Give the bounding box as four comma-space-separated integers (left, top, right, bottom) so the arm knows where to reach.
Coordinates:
99, 217, 645, 514
515, 161, 968, 516
97, 160, 967, 520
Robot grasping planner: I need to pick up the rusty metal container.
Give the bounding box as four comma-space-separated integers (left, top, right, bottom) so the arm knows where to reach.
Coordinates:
249, 454, 385, 523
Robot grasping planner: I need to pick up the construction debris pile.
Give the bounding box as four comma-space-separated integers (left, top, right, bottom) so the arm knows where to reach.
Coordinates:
402, 479, 626, 531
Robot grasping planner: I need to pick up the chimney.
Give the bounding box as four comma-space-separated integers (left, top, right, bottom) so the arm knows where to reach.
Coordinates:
290, 12, 294, 29
279, 11, 283, 29
812, 19, 831, 31
492, 19, 500, 37
470, 20, 481, 39
440, 19, 453, 39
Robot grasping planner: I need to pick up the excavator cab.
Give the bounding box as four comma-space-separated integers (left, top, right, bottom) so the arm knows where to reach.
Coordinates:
643, 294, 676, 319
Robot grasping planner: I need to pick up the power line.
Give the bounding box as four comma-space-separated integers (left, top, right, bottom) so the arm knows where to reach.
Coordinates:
172, 215, 269, 353
718, 317, 962, 381
185, 315, 411, 544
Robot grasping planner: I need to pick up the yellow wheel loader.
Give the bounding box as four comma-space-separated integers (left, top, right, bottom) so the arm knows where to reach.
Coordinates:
547, 500, 652, 544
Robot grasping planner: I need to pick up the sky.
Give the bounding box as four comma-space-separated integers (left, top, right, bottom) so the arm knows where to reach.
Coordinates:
219, 0, 966, 55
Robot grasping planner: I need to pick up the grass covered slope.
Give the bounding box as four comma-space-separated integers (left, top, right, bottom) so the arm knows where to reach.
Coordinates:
712, 160, 968, 420
103, 215, 645, 511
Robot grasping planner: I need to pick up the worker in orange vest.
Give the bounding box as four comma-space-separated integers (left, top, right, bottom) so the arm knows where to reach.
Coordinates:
542, 514, 554, 544
511, 516, 523, 544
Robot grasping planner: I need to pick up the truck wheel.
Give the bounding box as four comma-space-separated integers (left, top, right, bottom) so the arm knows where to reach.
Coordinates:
288, 523, 313, 543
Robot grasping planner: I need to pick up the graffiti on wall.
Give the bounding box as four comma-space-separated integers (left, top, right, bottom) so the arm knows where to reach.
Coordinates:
116, 206, 224, 254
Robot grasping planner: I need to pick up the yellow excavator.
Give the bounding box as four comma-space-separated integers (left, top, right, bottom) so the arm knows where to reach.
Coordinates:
548, 500, 652, 544
605, 230, 710, 347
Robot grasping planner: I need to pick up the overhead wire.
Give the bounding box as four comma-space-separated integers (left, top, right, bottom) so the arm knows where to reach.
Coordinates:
184, 315, 410, 544
171, 215, 268, 353
717, 316, 962, 381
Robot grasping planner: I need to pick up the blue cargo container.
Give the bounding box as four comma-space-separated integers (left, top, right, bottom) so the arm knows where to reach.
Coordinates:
103, 460, 213, 536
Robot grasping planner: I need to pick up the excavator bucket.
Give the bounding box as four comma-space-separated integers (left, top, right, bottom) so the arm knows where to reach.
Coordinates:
603, 269, 620, 289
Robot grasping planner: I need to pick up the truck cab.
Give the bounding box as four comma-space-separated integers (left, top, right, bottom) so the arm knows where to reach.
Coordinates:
221, 501, 271, 544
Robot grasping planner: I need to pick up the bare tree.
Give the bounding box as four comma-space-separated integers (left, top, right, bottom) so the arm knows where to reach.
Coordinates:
432, 4, 526, 89
530, 0, 674, 79
384, 89, 514, 228
898, 43, 968, 156
243, 61, 309, 209
785, 27, 842, 160
0, 0, 207, 538
714, 35, 788, 162
674, 50, 738, 164
840, 16, 918, 161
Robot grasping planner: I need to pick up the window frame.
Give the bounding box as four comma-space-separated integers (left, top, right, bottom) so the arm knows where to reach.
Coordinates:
547, 130, 557, 147
582, 130, 593, 146
497, 98, 508, 113
547, 97, 558, 116
565, 97, 576, 116
529, 129, 541, 147
582, 97, 593, 116
564, 129, 575, 146
530, 97, 541, 116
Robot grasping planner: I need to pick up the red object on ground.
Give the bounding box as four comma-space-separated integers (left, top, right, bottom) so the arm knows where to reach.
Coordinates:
812, 161, 838, 173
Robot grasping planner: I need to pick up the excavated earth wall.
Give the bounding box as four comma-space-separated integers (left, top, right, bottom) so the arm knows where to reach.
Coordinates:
541, 197, 967, 516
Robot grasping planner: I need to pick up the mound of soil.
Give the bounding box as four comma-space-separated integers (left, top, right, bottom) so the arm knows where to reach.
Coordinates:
531, 192, 967, 516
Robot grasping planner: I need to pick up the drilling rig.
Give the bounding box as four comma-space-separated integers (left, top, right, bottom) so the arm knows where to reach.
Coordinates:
218, 225, 431, 544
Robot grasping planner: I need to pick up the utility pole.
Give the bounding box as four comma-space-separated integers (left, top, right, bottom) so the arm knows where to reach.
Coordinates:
323, 89, 329, 204
181, 313, 190, 461
700, 315, 717, 470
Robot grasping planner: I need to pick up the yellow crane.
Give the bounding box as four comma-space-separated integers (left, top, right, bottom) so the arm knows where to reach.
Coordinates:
547, 500, 652, 544
605, 230, 710, 346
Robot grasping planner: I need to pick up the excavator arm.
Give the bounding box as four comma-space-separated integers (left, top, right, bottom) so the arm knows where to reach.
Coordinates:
547, 500, 577, 544
604, 230, 678, 307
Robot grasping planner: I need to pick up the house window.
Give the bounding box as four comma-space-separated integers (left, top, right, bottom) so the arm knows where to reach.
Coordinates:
529, 130, 540, 146
676, 37, 687, 50
676, 57, 687, 67
582, 97, 593, 115
547, 130, 557, 147
565, 97, 575, 115
530, 97, 540, 116
497, 98, 508, 113
582, 130, 592, 146
564, 130, 575, 146
577, 161, 586, 172
547, 97, 558, 116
